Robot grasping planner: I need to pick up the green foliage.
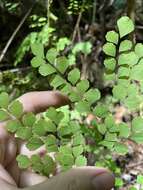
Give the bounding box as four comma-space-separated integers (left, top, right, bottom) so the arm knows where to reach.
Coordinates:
1, 15, 143, 188
102, 17, 143, 162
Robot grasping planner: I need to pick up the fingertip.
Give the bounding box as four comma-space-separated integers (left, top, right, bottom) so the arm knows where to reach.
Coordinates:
69, 167, 115, 190
18, 91, 70, 113
92, 171, 115, 190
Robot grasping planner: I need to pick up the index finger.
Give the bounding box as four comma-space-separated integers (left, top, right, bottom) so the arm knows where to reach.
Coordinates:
18, 91, 70, 113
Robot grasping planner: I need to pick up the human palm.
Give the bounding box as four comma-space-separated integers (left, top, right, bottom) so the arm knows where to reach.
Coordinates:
0, 91, 114, 190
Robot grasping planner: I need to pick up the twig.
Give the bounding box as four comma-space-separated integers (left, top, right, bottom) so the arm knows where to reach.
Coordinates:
127, 0, 135, 22
92, 0, 96, 24
128, 161, 143, 169
0, 3, 35, 63
127, 0, 136, 42
0, 67, 31, 73
72, 11, 82, 44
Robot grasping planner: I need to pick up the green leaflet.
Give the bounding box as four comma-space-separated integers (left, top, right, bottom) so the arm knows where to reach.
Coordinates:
132, 117, 143, 133
39, 64, 56, 76
16, 155, 30, 169
26, 137, 43, 150
84, 89, 101, 104
56, 37, 71, 51
75, 101, 90, 113
46, 48, 58, 64
135, 43, 143, 58
104, 58, 116, 71
56, 56, 69, 74
93, 104, 108, 118
22, 112, 36, 127
16, 127, 32, 140
75, 155, 87, 166
0, 92, 9, 108
130, 64, 143, 81
114, 142, 128, 155
137, 175, 143, 185
72, 145, 84, 157
76, 80, 89, 93
72, 42, 92, 55
118, 123, 130, 138
31, 43, 44, 58
118, 52, 139, 66
0, 109, 10, 121
105, 31, 119, 45
112, 85, 127, 100
103, 43, 116, 57
31, 56, 45, 68
6, 120, 22, 133
8, 100, 23, 118
50, 75, 65, 88
119, 40, 133, 52
117, 16, 135, 38
68, 68, 80, 85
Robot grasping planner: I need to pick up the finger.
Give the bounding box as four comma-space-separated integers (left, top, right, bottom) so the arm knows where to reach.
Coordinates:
25, 167, 114, 190
6, 159, 20, 185
19, 171, 47, 188
18, 91, 70, 113
18, 140, 46, 157
0, 122, 17, 166
0, 178, 17, 190
0, 164, 17, 187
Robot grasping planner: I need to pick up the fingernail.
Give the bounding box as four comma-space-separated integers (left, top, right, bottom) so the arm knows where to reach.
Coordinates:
92, 172, 115, 190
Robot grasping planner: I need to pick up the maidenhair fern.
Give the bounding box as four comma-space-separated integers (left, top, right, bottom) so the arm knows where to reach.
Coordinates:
1, 16, 143, 182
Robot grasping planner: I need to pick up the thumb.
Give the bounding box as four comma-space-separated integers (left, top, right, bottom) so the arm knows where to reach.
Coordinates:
26, 167, 114, 190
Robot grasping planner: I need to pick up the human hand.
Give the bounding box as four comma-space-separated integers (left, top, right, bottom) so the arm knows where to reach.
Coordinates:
0, 91, 114, 190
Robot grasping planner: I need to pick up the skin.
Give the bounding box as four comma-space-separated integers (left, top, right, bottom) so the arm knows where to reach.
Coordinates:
0, 91, 115, 190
